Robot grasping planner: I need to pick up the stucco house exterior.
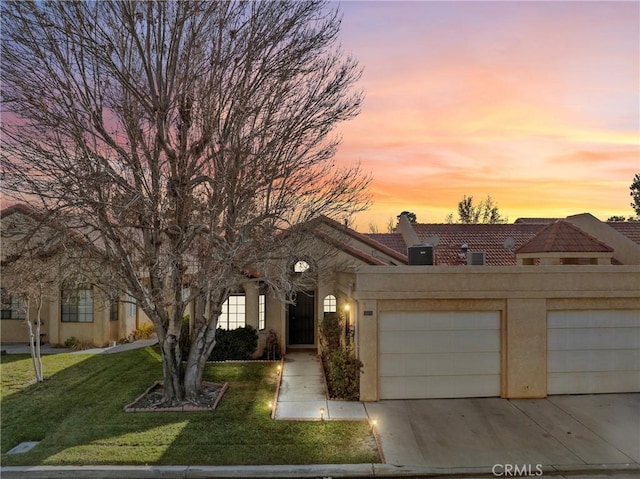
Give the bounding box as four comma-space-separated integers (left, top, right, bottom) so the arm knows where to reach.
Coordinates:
2, 204, 639, 400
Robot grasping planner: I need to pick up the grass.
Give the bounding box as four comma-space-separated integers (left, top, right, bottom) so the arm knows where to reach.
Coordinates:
1, 348, 380, 466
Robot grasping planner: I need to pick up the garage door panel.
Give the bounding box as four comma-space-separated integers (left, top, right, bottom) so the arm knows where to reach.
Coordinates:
452, 330, 500, 352
379, 311, 501, 399
548, 310, 640, 329
549, 371, 640, 395
549, 328, 639, 351
548, 310, 640, 394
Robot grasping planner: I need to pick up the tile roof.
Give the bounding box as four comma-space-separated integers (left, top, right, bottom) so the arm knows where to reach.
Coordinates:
515, 220, 613, 254
607, 222, 640, 245
514, 218, 561, 224
365, 233, 407, 257
367, 224, 546, 266
413, 223, 546, 265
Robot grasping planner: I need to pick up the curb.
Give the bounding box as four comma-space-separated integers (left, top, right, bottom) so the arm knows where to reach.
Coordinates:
1, 462, 638, 479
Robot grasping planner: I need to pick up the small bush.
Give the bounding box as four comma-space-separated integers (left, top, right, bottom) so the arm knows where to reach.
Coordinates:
319, 313, 342, 352
63, 336, 94, 351
209, 325, 258, 361
127, 322, 155, 342
262, 329, 281, 360
324, 348, 362, 400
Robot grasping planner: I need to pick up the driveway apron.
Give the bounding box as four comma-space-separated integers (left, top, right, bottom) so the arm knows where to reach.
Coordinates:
365, 394, 639, 468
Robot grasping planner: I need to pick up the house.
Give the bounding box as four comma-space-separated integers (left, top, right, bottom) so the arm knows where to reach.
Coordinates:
2, 204, 639, 400
347, 213, 640, 400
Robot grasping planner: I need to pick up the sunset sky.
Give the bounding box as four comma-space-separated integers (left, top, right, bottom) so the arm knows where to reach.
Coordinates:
332, 1, 640, 230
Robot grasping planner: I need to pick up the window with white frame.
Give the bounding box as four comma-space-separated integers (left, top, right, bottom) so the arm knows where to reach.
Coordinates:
61, 278, 94, 323
323, 294, 337, 313
259, 294, 266, 330
218, 295, 246, 330
126, 294, 137, 317
1, 288, 25, 320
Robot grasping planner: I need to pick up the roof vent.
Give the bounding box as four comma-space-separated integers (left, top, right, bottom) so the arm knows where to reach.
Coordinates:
408, 244, 434, 265
467, 252, 486, 266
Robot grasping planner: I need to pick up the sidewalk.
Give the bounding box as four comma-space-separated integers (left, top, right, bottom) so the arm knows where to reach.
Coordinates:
1, 338, 158, 356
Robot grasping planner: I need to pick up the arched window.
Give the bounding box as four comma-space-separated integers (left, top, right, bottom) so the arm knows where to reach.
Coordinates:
323, 294, 337, 313
61, 277, 93, 323
293, 260, 310, 273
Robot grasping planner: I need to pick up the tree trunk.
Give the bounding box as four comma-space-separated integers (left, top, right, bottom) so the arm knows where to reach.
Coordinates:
25, 298, 43, 383
184, 323, 218, 400
159, 333, 185, 405
35, 298, 44, 382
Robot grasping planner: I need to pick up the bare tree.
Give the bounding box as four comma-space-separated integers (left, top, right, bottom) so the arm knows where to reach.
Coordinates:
1, 1, 369, 404
0, 209, 71, 383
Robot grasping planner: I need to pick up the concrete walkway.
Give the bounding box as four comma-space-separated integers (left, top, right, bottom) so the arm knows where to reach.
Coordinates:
274, 350, 369, 420
0, 337, 158, 356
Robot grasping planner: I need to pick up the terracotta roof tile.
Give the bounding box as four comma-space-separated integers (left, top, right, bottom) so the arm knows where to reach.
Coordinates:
515, 220, 613, 254
365, 233, 407, 257
412, 223, 545, 265
607, 222, 640, 245
514, 218, 561, 224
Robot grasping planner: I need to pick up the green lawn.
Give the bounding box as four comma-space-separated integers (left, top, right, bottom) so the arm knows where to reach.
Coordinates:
1, 348, 380, 466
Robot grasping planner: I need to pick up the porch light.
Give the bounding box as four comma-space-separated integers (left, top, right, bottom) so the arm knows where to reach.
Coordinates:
344, 304, 350, 312
320, 407, 325, 420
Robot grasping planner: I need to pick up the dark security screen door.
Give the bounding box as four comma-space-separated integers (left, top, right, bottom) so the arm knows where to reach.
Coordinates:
288, 291, 315, 345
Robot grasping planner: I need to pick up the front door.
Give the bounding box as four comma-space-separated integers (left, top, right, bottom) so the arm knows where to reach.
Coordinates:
288, 291, 315, 345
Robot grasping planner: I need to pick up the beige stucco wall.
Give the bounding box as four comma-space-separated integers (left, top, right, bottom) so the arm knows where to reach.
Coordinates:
347, 265, 639, 400
566, 213, 640, 265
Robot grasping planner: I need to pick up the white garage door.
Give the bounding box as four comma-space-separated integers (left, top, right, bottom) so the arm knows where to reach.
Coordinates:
548, 310, 640, 394
379, 311, 501, 399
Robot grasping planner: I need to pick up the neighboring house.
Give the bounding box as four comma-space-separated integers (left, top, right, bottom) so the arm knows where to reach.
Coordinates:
2, 204, 639, 400
1, 204, 142, 346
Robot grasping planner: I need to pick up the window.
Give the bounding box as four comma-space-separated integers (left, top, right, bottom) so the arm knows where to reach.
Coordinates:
218, 295, 246, 330
126, 294, 137, 317
293, 260, 310, 273
1, 288, 25, 320
259, 294, 266, 330
323, 294, 337, 313
109, 301, 119, 322
61, 279, 94, 322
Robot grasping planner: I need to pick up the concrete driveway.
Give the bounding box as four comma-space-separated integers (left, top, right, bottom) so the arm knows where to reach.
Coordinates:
365, 394, 639, 468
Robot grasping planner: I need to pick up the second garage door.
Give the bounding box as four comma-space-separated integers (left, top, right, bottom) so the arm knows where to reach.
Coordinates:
548, 310, 640, 394
379, 311, 501, 399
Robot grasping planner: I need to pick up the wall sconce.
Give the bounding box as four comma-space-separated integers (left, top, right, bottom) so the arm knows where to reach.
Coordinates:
320, 407, 325, 420
344, 304, 350, 312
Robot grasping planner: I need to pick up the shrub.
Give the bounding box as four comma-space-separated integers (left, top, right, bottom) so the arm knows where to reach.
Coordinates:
262, 329, 281, 360
324, 348, 362, 400
319, 310, 362, 400
209, 325, 258, 361
63, 336, 94, 351
319, 313, 342, 352
127, 322, 155, 342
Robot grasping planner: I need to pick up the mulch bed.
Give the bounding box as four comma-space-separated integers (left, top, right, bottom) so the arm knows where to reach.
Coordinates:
124, 381, 228, 412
